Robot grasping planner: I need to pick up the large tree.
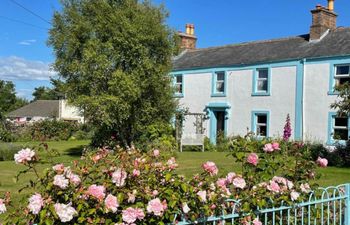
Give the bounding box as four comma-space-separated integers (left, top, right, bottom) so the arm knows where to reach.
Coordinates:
32, 79, 65, 101
0, 80, 28, 120
48, 0, 178, 146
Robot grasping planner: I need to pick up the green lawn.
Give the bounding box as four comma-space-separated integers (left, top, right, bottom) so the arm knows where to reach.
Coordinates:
0, 141, 349, 202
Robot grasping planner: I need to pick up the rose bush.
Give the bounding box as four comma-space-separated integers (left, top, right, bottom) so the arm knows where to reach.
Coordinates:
0, 138, 327, 224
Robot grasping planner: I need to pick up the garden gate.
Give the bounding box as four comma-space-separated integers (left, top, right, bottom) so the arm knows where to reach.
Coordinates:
174, 183, 350, 225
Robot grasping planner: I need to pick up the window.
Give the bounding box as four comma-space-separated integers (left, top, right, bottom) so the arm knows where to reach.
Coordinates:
174, 74, 183, 97
334, 65, 350, 86
251, 111, 270, 137
253, 68, 270, 96
328, 112, 350, 144
211, 71, 226, 97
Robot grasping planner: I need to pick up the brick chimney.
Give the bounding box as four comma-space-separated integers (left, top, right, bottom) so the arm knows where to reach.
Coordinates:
178, 24, 197, 50
310, 0, 337, 41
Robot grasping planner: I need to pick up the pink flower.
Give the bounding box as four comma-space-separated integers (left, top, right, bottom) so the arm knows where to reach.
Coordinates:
263, 143, 274, 153
0, 199, 6, 214
147, 198, 167, 216
167, 157, 178, 169
152, 190, 159, 196
182, 202, 190, 214
197, 190, 207, 202
52, 163, 65, 173
14, 148, 35, 164
290, 191, 300, 201
68, 174, 81, 186
112, 168, 127, 187
232, 177, 246, 189
216, 178, 227, 188
202, 161, 218, 176
104, 194, 119, 213
267, 180, 280, 193
54, 203, 77, 222
316, 157, 328, 167
252, 218, 262, 225
226, 172, 236, 183
53, 175, 69, 189
300, 183, 311, 193
122, 207, 145, 224
87, 184, 106, 200
272, 142, 280, 150
247, 153, 259, 166
153, 149, 160, 157
28, 193, 44, 215
127, 191, 136, 203
132, 169, 140, 177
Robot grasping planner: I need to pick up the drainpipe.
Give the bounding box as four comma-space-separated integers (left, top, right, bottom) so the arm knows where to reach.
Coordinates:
302, 58, 306, 141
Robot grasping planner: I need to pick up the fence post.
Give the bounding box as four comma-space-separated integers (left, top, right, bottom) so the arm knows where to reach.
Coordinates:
345, 184, 350, 225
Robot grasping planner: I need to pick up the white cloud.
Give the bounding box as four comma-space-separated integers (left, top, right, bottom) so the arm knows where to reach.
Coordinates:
18, 39, 36, 45
0, 56, 57, 81
16, 88, 33, 99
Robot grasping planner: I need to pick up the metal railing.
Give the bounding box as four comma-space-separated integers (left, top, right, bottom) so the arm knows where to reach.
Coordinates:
175, 183, 350, 225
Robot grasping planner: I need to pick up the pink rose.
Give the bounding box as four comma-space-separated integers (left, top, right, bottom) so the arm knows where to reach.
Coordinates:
0, 198, 7, 214
68, 174, 81, 186
316, 157, 328, 167
14, 148, 35, 164
202, 161, 218, 176
152, 190, 159, 196
247, 153, 259, 166
272, 142, 280, 150
87, 184, 106, 200
290, 191, 300, 201
53, 174, 69, 189
52, 163, 65, 173
263, 143, 274, 153
216, 178, 227, 188
197, 190, 207, 202
232, 177, 246, 189
28, 193, 44, 215
122, 207, 144, 224
300, 183, 311, 193
112, 168, 127, 187
127, 192, 136, 203
252, 218, 262, 225
267, 180, 280, 193
182, 202, 190, 214
167, 157, 178, 169
104, 194, 119, 213
147, 198, 167, 216
54, 203, 77, 222
132, 169, 140, 177
226, 172, 236, 183
153, 149, 160, 157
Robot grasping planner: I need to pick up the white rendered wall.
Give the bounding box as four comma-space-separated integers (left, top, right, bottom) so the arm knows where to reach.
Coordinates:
304, 63, 337, 143
178, 66, 297, 139
59, 100, 84, 123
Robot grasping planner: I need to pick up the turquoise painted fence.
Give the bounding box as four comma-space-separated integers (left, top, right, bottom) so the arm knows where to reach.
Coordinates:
175, 183, 350, 225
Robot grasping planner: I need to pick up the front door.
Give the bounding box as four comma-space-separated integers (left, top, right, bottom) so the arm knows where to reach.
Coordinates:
209, 110, 226, 144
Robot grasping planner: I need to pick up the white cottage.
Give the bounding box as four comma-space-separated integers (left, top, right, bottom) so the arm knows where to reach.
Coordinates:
172, 0, 350, 145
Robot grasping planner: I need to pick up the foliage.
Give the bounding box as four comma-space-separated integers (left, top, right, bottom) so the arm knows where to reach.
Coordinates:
0, 138, 327, 224
48, 0, 179, 147
0, 80, 28, 120
331, 82, 350, 116
32, 79, 65, 101
0, 143, 21, 161
27, 120, 79, 141
309, 142, 350, 167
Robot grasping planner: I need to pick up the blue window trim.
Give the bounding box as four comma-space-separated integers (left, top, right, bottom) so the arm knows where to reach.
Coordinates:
252, 67, 271, 96
328, 62, 350, 95
205, 102, 231, 144
251, 110, 270, 138
173, 74, 184, 98
327, 112, 349, 145
211, 71, 227, 97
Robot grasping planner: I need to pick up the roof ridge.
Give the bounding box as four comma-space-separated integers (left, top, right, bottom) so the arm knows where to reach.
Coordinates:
188, 34, 309, 52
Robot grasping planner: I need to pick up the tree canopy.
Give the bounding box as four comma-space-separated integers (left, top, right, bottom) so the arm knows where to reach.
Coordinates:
32, 79, 65, 101
0, 80, 28, 120
48, 0, 178, 146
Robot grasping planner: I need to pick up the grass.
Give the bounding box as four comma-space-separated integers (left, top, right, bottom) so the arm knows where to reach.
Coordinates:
0, 141, 349, 202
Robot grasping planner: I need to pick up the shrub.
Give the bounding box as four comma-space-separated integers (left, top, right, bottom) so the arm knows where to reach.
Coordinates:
309, 142, 350, 167
0, 143, 20, 161
0, 138, 327, 224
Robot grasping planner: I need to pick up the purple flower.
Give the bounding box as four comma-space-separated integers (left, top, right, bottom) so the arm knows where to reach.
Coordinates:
283, 114, 292, 141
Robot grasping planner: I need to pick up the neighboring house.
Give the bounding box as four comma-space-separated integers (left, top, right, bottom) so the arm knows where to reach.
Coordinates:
172, 0, 350, 145
7, 100, 84, 124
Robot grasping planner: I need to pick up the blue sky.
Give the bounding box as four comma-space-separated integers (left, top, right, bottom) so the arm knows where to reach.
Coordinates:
1, 0, 350, 100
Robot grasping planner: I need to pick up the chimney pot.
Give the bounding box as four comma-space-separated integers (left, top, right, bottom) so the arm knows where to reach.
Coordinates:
328, 0, 334, 11
179, 23, 197, 51
185, 24, 191, 35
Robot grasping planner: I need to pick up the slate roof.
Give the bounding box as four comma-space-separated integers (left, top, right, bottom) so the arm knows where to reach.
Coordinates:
7, 100, 59, 118
173, 27, 350, 71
